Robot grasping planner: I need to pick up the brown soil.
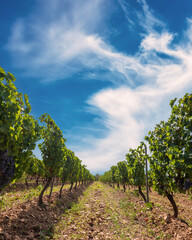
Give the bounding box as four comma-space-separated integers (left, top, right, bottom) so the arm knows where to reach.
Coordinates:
54, 187, 120, 239
0, 184, 89, 240
0, 182, 192, 239
53, 183, 192, 239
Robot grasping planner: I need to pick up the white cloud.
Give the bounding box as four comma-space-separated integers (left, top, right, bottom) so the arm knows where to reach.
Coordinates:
185, 18, 192, 42
137, 0, 165, 33
75, 4, 192, 173
117, 0, 135, 28
6, 0, 192, 173
8, 20, 32, 54
6, 0, 114, 80
141, 32, 173, 52
78, 47, 192, 173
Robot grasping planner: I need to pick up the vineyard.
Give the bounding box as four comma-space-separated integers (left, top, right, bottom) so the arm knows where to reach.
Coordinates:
0, 67, 192, 239
1, 182, 192, 239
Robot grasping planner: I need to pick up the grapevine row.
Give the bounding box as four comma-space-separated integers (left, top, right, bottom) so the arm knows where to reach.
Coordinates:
99, 93, 192, 218
0, 67, 94, 206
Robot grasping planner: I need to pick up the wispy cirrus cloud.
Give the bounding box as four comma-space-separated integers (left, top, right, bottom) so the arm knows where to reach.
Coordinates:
137, 0, 165, 33
6, 0, 161, 85
6, 0, 113, 80
117, 0, 135, 28
6, 0, 192, 173
76, 8, 192, 172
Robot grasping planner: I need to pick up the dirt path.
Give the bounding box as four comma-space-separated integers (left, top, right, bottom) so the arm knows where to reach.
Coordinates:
54, 183, 121, 239
53, 182, 192, 240
1, 182, 192, 239
53, 182, 149, 239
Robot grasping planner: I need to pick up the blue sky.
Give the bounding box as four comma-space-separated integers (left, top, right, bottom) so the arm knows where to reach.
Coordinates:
1, 0, 192, 174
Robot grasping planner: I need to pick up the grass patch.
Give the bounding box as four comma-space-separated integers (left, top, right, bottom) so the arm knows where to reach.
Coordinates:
0, 183, 71, 210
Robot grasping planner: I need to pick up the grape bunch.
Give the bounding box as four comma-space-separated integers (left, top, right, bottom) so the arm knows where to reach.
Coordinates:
184, 179, 192, 191
0, 150, 15, 190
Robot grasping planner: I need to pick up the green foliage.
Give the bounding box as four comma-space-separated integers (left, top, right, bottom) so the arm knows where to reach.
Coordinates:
117, 161, 129, 184
0, 67, 93, 198
145, 93, 192, 195
0, 67, 42, 186
114, 168, 121, 185
111, 165, 118, 184
39, 114, 66, 178
26, 156, 45, 180
145, 93, 192, 217
145, 202, 153, 210
99, 93, 191, 217
94, 173, 101, 181
59, 150, 73, 183
126, 142, 146, 187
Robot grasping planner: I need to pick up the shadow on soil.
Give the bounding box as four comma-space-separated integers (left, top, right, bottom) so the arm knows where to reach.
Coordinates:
0, 183, 91, 240
1, 181, 64, 194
